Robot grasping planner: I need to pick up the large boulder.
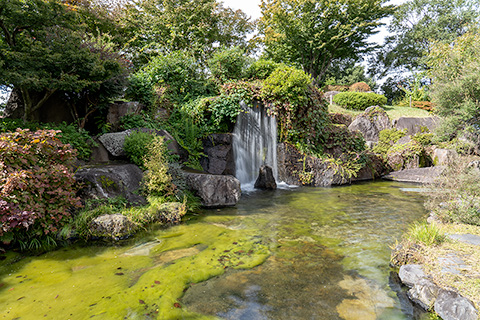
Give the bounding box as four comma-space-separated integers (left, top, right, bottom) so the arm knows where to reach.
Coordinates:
183, 171, 241, 207
393, 117, 440, 136
348, 106, 392, 143
75, 164, 147, 205
383, 167, 444, 184
106, 101, 143, 131
277, 142, 350, 187
98, 130, 132, 158
432, 148, 458, 166
200, 133, 235, 175
254, 165, 277, 190
386, 141, 431, 171
89, 214, 135, 240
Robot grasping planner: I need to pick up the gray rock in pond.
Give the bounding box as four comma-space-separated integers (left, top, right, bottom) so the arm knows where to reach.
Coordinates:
183, 171, 241, 207
434, 290, 478, 320
399, 264, 427, 288
447, 233, 480, 246
407, 278, 441, 310
348, 106, 391, 143
90, 214, 135, 240
254, 165, 277, 190
98, 130, 132, 157
75, 164, 147, 206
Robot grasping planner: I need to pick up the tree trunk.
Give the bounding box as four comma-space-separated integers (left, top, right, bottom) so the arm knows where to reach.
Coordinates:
20, 87, 56, 122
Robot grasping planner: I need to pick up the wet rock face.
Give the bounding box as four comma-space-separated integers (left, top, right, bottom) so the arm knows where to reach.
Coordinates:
200, 133, 235, 176
277, 142, 350, 187
348, 106, 392, 143
254, 165, 277, 190
75, 164, 147, 206
183, 171, 241, 207
90, 214, 135, 240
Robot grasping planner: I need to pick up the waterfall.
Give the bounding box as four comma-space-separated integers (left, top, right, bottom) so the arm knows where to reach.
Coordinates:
233, 101, 278, 189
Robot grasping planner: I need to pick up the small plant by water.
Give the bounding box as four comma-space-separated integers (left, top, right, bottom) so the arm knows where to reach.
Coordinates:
407, 222, 445, 246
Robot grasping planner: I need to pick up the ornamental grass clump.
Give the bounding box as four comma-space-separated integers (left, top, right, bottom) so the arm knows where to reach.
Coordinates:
0, 129, 82, 250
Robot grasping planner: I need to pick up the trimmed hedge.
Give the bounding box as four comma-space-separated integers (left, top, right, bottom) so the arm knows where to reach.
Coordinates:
333, 92, 387, 110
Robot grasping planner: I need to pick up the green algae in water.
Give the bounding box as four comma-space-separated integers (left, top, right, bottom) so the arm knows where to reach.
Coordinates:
0, 181, 428, 320
0, 223, 269, 320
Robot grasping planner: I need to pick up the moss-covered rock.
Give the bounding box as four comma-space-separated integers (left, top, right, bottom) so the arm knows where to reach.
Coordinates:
386, 141, 431, 171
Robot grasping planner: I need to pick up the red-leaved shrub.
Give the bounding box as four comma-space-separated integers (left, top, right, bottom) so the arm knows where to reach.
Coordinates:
0, 129, 82, 247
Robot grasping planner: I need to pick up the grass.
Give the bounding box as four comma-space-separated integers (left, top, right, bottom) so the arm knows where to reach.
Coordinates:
407, 221, 445, 246
328, 103, 431, 120
397, 221, 480, 310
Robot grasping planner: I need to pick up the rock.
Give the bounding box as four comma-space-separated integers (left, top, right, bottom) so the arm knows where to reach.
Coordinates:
467, 160, 480, 172
200, 133, 235, 175
447, 233, 480, 246
434, 290, 478, 320
386, 141, 431, 171
433, 148, 458, 166
407, 279, 441, 310
98, 130, 132, 158
383, 167, 444, 184
154, 202, 186, 224
352, 153, 386, 181
277, 142, 350, 187
399, 264, 427, 288
183, 171, 241, 207
254, 165, 277, 190
393, 117, 440, 136
106, 101, 143, 130
89, 214, 135, 240
348, 106, 391, 143
3, 87, 24, 119
75, 164, 147, 205
89, 137, 110, 163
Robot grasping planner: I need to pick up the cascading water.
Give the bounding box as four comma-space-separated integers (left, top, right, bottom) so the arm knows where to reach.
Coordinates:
233, 101, 278, 189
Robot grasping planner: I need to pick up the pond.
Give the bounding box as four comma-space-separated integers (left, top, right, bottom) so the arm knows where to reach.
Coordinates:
0, 181, 429, 320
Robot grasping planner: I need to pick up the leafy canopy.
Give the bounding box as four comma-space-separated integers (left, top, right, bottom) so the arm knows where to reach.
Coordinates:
372, 0, 480, 75
259, 0, 393, 85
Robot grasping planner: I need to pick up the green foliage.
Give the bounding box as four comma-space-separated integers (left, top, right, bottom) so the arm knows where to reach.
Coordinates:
322, 58, 376, 89
0, 129, 82, 250
380, 76, 407, 105
0, 0, 126, 121
124, 131, 156, 168
246, 59, 283, 80
333, 92, 387, 110
207, 47, 250, 84
397, 74, 430, 106
262, 66, 329, 154
0, 118, 95, 161
123, 0, 255, 65
428, 30, 480, 134
259, 0, 393, 84
143, 136, 176, 197
126, 51, 210, 109
119, 113, 159, 131
411, 131, 433, 147
372, 128, 407, 156
407, 222, 445, 246
372, 0, 480, 74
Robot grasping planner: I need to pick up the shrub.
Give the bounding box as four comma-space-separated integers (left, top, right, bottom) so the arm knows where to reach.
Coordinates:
372, 128, 407, 157
119, 113, 159, 131
124, 131, 156, 168
0, 119, 96, 161
412, 101, 435, 111
246, 59, 283, 80
349, 82, 371, 92
143, 136, 176, 197
426, 158, 480, 225
207, 47, 249, 83
0, 129, 82, 250
333, 92, 387, 110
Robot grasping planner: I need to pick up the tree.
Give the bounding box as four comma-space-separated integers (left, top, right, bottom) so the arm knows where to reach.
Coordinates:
371, 0, 480, 75
0, 0, 126, 122
123, 0, 255, 66
323, 58, 375, 88
259, 0, 393, 85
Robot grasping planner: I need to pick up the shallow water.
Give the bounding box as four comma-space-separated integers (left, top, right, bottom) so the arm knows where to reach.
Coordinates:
0, 181, 428, 319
